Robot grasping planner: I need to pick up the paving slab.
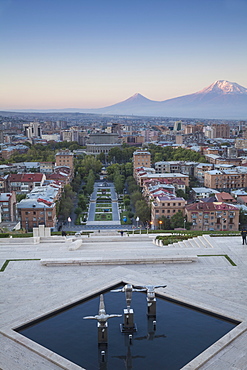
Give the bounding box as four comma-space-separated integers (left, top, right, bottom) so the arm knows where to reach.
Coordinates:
0, 235, 247, 369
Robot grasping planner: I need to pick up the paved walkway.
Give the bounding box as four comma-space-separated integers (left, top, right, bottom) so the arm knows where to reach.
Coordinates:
87, 182, 121, 226
1, 234, 247, 369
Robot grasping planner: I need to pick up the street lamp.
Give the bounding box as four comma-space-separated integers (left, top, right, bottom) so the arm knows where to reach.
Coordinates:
184, 218, 186, 230
136, 216, 139, 229
146, 221, 149, 235
159, 220, 163, 230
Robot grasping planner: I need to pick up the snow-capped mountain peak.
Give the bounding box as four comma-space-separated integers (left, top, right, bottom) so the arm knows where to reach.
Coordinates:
125, 93, 152, 102
198, 80, 247, 95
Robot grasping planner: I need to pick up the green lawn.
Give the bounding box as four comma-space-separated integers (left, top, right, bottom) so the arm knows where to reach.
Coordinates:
94, 213, 113, 221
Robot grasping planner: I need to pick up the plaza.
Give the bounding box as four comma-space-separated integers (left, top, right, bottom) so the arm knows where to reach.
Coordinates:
0, 232, 247, 369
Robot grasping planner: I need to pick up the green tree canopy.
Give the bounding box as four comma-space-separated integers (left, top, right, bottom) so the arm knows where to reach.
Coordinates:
170, 211, 185, 229
85, 169, 95, 194
135, 200, 150, 223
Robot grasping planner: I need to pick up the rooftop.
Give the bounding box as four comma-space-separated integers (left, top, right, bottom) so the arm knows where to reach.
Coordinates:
8, 173, 45, 182
0, 193, 13, 202
186, 201, 238, 212
17, 198, 54, 209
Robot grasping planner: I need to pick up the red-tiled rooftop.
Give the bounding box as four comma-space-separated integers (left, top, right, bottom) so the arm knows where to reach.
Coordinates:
8, 173, 44, 182
215, 192, 236, 203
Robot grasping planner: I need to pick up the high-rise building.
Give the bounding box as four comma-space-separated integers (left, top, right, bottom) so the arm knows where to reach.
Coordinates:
211, 124, 230, 138
23, 122, 42, 138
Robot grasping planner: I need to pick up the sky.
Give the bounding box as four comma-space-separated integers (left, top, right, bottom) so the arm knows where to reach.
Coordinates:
0, 0, 247, 110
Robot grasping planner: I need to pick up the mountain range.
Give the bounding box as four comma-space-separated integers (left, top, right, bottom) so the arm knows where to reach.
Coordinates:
88, 80, 247, 119
5, 80, 247, 119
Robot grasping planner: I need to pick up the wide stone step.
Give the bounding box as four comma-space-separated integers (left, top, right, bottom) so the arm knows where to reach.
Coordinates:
201, 234, 214, 248
41, 255, 198, 266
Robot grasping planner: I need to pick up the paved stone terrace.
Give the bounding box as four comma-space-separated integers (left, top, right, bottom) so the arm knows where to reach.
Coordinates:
0, 233, 247, 369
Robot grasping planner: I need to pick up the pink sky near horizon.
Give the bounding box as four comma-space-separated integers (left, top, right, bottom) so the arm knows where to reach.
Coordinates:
0, 0, 246, 110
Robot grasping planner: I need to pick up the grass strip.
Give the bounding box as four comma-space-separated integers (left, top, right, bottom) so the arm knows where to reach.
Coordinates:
0, 259, 40, 272
197, 254, 237, 266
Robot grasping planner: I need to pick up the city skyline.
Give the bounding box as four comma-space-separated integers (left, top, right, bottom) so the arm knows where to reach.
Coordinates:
0, 0, 247, 110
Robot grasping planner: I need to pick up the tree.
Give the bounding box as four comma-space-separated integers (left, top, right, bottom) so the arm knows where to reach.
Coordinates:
71, 174, 81, 192
76, 156, 102, 179
135, 200, 150, 223
154, 152, 163, 163
108, 147, 123, 163
130, 190, 143, 206
114, 172, 125, 194
176, 189, 188, 200
124, 162, 133, 177
78, 194, 87, 211
74, 206, 82, 215
57, 185, 75, 221
170, 211, 184, 229
106, 163, 121, 181
85, 169, 95, 194
158, 216, 171, 230
97, 152, 106, 163
16, 193, 27, 203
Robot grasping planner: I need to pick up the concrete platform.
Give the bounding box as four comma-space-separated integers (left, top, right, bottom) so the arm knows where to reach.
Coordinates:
1, 234, 247, 369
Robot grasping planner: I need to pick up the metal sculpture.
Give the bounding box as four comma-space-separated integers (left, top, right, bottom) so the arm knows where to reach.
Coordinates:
83, 294, 121, 343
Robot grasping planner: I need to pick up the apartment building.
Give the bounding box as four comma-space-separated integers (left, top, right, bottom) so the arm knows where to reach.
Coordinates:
155, 161, 181, 173
151, 195, 186, 228
204, 169, 247, 190
184, 123, 204, 134
0, 192, 16, 222
136, 172, 189, 188
191, 187, 219, 200
185, 202, 239, 231
155, 161, 198, 177
17, 198, 56, 231
194, 163, 214, 184
133, 150, 151, 173
55, 150, 74, 171
7, 173, 46, 194
204, 124, 230, 139
39, 162, 55, 174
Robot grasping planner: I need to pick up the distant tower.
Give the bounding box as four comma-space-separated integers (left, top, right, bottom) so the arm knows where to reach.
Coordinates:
174, 121, 182, 131
23, 122, 42, 138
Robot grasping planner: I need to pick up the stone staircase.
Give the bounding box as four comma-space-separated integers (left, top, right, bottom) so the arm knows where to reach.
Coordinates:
158, 234, 214, 249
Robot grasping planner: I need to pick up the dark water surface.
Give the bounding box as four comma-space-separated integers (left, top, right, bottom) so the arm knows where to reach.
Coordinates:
17, 287, 238, 370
